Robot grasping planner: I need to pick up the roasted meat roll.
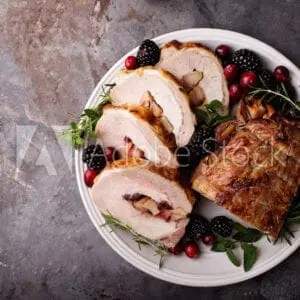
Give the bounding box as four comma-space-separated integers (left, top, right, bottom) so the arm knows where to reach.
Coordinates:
156, 40, 229, 111
95, 104, 178, 168
192, 119, 300, 238
91, 158, 194, 247
110, 67, 196, 147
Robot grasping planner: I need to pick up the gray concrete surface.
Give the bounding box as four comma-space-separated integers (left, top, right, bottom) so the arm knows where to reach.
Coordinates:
1, 0, 299, 299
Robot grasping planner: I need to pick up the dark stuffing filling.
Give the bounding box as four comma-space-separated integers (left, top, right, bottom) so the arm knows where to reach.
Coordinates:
122, 193, 187, 221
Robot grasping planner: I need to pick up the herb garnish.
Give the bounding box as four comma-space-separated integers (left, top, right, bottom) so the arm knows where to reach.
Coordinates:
274, 196, 300, 245
61, 83, 115, 148
232, 223, 263, 243
195, 100, 234, 128
250, 84, 300, 114
102, 212, 169, 268
241, 243, 258, 272
211, 223, 263, 271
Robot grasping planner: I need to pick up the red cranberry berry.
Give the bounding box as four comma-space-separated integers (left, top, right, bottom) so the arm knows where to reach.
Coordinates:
228, 83, 243, 105
105, 147, 116, 162
125, 56, 137, 70
240, 71, 257, 90
169, 243, 183, 255
273, 65, 290, 82
224, 64, 238, 81
184, 242, 200, 259
202, 233, 215, 246
215, 44, 231, 59
84, 169, 98, 187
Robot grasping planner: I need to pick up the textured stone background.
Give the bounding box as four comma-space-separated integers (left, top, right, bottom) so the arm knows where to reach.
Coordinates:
1, 0, 299, 299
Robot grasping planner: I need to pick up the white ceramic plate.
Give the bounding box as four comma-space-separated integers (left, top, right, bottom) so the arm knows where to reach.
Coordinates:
75, 28, 300, 287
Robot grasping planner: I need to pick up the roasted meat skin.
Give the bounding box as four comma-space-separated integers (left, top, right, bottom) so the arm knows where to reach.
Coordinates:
192, 119, 300, 238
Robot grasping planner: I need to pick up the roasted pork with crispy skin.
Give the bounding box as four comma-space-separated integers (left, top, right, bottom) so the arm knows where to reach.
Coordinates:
192, 118, 300, 238
91, 158, 194, 247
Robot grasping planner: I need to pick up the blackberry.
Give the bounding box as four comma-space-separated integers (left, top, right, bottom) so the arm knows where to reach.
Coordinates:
185, 215, 210, 241
188, 126, 215, 163
136, 39, 160, 67
259, 69, 275, 89
82, 145, 96, 163
210, 216, 234, 237
83, 144, 106, 171
232, 49, 262, 72
176, 146, 192, 167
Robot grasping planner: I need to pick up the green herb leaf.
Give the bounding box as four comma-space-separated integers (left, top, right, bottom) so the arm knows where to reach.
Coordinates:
195, 100, 233, 128
206, 100, 223, 113
233, 231, 263, 243
233, 223, 263, 243
70, 121, 77, 130
83, 108, 100, 119
234, 223, 248, 232
195, 109, 210, 125
241, 243, 258, 272
226, 248, 241, 267
211, 236, 234, 252
61, 83, 114, 149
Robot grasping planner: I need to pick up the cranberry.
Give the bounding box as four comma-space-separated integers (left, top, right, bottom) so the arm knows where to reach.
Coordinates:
169, 243, 183, 255
224, 64, 238, 81
202, 233, 215, 246
215, 44, 231, 59
228, 83, 243, 105
125, 56, 137, 70
84, 169, 98, 187
184, 242, 200, 259
240, 71, 257, 90
105, 147, 116, 162
273, 65, 290, 82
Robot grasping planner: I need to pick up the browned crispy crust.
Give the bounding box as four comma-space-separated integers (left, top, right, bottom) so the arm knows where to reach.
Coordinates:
109, 158, 195, 206
103, 104, 176, 149
162, 40, 209, 52
192, 119, 300, 238
161, 40, 222, 64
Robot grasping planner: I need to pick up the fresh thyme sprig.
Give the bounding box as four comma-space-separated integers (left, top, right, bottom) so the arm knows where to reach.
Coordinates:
101, 212, 169, 268
61, 83, 115, 148
250, 85, 300, 113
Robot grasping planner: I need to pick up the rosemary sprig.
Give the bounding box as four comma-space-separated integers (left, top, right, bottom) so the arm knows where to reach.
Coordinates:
101, 213, 169, 268
61, 83, 115, 148
274, 195, 300, 245
250, 86, 300, 112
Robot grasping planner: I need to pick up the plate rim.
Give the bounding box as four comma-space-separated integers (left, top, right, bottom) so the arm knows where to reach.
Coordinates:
75, 28, 300, 287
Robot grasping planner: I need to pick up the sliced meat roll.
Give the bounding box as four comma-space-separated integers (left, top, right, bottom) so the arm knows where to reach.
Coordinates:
95, 104, 178, 168
91, 158, 194, 247
110, 67, 196, 147
156, 40, 229, 111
